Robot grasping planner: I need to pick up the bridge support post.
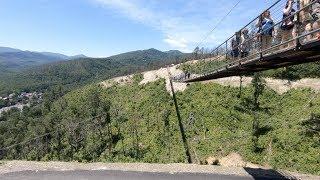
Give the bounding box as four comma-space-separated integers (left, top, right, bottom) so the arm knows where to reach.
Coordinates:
169, 78, 192, 163
295, 0, 302, 50
225, 41, 228, 63
238, 76, 243, 98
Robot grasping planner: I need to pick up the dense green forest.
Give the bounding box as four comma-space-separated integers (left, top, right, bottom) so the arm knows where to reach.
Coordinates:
0, 74, 319, 175
0, 49, 187, 96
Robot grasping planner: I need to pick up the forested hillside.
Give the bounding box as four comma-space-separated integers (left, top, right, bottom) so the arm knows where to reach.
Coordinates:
0, 49, 186, 96
0, 74, 319, 175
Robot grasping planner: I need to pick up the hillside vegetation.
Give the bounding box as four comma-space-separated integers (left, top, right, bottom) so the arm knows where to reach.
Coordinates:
0, 74, 319, 175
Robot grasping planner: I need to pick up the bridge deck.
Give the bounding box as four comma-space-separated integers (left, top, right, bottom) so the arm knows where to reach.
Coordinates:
177, 39, 320, 83
172, 0, 320, 83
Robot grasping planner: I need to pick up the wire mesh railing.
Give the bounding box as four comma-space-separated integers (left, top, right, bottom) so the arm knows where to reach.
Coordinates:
174, 0, 320, 82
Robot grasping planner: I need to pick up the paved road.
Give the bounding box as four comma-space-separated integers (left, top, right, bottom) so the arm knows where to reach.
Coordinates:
0, 170, 291, 180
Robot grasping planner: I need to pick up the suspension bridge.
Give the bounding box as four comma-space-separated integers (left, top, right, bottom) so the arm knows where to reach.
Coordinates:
173, 0, 320, 83
1, 1, 320, 172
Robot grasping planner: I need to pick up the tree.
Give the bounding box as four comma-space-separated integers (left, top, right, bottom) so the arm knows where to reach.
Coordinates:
252, 73, 265, 109
248, 73, 267, 151
301, 114, 320, 137
193, 47, 200, 60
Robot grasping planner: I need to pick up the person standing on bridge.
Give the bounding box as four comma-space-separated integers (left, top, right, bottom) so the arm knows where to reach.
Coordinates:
310, 0, 320, 39
300, 1, 310, 22
256, 10, 277, 53
230, 31, 241, 61
299, 0, 311, 40
280, 0, 297, 48
240, 28, 250, 58
301, 0, 320, 40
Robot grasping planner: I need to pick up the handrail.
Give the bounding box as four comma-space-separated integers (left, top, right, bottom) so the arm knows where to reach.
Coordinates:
214, 0, 317, 63
177, 28, 320, 82
209, 0, 283, 55
174, 0, 320, 82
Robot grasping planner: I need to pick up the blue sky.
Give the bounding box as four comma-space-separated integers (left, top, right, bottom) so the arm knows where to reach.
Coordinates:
0, 0, 276, 57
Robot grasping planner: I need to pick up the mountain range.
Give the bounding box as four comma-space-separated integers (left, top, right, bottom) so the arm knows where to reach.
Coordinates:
0, 47, 187, 73
0, 48, 187, 96
0, 47, 87, 72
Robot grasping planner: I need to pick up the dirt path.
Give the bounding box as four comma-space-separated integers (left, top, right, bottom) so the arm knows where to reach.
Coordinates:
100, 66, 187, 94
100, 65, 320, 95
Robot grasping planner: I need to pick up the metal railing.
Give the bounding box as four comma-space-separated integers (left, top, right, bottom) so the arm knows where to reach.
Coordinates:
174, 0, 320, 82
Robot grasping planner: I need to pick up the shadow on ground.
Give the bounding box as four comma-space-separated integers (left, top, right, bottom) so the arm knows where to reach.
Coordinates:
244, 167, 297, 180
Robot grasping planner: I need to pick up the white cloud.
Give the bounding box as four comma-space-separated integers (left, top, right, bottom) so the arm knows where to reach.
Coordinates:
94, 0, 156, 24
164, 37, 187, 49
93, 0, 221, 51
92, 0, 273, 52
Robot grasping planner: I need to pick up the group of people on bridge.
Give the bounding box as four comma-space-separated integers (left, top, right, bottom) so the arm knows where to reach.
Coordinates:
175, 0, 320, 81
230, 0, 320, 61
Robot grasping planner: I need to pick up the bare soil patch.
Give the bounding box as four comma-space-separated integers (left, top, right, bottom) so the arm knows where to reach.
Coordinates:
100, 64, 320, 95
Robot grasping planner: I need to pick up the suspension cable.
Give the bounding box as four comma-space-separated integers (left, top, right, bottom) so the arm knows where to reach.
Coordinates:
194, 0, 242, 50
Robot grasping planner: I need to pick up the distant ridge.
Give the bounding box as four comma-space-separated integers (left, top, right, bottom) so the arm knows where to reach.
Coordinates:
68, 54, 87, 60
40, 52, 87, 60
165, 50, 184, 56
0, 46, 87, 60
0, 47, 22, 54
0, 46, 87, 72
39, 52, 69, 59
